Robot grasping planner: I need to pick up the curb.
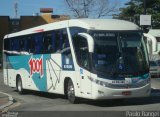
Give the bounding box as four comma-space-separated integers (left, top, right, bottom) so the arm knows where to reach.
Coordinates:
0, 91, 13, 110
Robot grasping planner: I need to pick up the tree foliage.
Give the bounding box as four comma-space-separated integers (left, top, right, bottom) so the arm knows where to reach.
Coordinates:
65, 0, 119, 18
117, 0, 160, 29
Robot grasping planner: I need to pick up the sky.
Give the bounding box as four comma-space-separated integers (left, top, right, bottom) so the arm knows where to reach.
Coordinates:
0, 0, 129, 18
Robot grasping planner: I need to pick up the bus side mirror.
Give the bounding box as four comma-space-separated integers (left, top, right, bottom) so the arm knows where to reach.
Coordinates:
78, 33, 94, 53
143, 33, 157, 53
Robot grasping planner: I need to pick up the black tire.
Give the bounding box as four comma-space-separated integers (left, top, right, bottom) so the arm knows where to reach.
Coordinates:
16, 77, 25, 94
67, 79, 79, 104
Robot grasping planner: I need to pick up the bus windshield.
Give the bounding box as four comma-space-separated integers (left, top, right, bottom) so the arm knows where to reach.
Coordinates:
91, 31, 149, 77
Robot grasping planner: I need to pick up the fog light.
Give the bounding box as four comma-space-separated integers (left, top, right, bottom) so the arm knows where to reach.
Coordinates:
98, 90, 104, 94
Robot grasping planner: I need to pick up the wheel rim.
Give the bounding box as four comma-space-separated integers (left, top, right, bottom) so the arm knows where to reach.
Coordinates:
18, 80, 22, 92
67, 81, 75, 101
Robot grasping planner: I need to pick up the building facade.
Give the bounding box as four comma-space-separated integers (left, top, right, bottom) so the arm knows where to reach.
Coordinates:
0, 8, 69, 67
0, 16, 10, 66
20, 8, 69, 30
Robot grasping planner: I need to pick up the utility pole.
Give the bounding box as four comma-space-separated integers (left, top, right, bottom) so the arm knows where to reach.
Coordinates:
142, 0, 149, 33
144, 0, 146, 15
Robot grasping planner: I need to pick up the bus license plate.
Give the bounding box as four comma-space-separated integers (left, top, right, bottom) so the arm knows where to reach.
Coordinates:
122, 91, 132, 96
112, 80, 125, 84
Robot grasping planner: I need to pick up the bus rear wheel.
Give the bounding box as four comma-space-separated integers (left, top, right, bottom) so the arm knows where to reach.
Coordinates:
67, 79, 79, 104
16, 77, 25, 94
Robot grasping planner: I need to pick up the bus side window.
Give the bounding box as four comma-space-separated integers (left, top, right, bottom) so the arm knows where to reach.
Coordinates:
43, 32, 55, 54
55, 29, 70, 54
51, 31, 56, 52
73, 35, 90, 69
61, 29, 70, 52
10, 38, 19, 52
35, 34, 43, 54
24, 38, 28, 52
10, 39, 14, 51
61, 30, 71, 57
26, 37, 30, 53
9, 38, 14, 51
4, 39, 10, 51
41, 29, 70, 54
19, 38, 25, 51
15, 38, 20, 51
55, 30, 60, 52
28, 36, 35, 54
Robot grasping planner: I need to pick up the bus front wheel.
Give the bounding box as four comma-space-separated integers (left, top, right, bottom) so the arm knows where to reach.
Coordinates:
67, 79, 79, 104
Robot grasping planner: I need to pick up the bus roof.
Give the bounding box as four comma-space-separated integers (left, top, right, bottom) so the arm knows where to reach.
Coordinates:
69, 19, 140, 31
4, 19, 140, 39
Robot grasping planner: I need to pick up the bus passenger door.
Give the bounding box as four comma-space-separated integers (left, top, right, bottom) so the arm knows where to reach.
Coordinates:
79, 68, 92, 98
79, 47, 92, 98
72, 35, 92, 98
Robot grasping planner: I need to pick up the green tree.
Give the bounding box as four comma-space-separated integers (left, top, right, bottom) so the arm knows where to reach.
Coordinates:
116, 0, 160, 29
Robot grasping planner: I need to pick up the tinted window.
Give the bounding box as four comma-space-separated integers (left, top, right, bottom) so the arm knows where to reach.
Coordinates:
35, 34, 43, 54
19, 38, 25, 51
4, 28, 70, 55
70, 27, 87, 37
28, 36, 35, 53
4, 39, 10, 51
73, 35, 90, 69
10, 38, 19, 51
43, 32, 55, 53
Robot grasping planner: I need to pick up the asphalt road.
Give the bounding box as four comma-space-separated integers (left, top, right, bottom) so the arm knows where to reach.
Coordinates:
1, 71, 160, 117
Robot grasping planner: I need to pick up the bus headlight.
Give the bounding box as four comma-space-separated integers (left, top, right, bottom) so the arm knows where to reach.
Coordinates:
88, 76, 108, 87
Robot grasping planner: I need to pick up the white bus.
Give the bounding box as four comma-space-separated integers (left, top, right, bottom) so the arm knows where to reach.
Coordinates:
143, 33, 158, 59
3, 19, 151, 103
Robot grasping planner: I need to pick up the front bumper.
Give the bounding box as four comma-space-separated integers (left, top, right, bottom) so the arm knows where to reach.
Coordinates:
91, 83, 151, 100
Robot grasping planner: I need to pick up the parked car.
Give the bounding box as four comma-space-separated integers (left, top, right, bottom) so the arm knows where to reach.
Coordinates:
150, 60, 160, 78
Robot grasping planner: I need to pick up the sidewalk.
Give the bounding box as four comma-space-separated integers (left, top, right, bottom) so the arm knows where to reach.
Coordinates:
0, 92, 13, 111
